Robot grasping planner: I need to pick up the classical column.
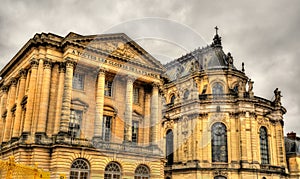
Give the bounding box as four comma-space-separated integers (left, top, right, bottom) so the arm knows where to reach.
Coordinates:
32, 58, 44, 134
23, 59, 38, 135
53, 63, 65, 134
150, 83, 159, 144
3, 78, 17, 142
12, 69, 27, 139
0, 86, 8, 143
143, 92, 151, 145
36, 59, 52, 134
60, 58, 76, 134
124, 76, 134, 142
94, 68, 106, 138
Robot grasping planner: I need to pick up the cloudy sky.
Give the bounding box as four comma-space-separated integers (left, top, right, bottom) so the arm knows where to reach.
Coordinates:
0, 0, 299, 134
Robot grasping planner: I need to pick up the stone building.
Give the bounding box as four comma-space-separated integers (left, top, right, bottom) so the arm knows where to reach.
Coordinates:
0, 32, 165, 178
285, 132, 300, 178
0, 29, 294, 179
161, 29, 288, 179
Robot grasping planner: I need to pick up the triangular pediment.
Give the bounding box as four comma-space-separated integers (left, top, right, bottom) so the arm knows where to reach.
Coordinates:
63, 33, 164, 71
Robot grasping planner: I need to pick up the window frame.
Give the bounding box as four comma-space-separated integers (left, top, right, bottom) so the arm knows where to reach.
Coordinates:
260, 126, 270, 164
103, 115, 112, 142
70, 158, 90, 179
211, 122, 228, 163
104, 80, 113, 97
134, 165, 150, 179
132, 120, 139, 144
212, 82, 224, 95
68, 109, 83, 138
133, 87, 140, 104
166, 129, 174, 165
104, 162, 122, 179
72, 73, 85, 90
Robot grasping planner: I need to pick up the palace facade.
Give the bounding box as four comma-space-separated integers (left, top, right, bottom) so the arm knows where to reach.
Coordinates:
0, 30, 298, 179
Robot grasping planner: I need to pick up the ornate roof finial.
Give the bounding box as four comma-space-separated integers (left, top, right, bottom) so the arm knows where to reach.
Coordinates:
242, 62, 245, 72
215, 26, 219, 35
212, 26, 222, 47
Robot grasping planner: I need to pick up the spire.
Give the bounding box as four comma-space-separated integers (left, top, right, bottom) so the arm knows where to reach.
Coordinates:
212, 26, 222, 47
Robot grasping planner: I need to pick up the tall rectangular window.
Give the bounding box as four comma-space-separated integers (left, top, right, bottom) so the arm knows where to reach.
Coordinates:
132, 121, 139, 143
133, 87, 140, 104
72, 73, 84, 90
103, 116, 112, 142
104, 81, 113, 97
68, 110, 82, 138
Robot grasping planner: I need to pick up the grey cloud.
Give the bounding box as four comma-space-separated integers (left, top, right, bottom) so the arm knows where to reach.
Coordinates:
0, 0, 300, 133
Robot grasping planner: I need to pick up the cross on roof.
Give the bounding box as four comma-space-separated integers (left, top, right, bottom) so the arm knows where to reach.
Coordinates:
215, 26, 219, 35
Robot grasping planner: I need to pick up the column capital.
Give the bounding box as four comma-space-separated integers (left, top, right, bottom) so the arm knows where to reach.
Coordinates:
30, 58, 39, 68
18, 69, 27, 78
58, 62, 66, 73
43, 58, 52, 69
9, 77, 18, 86
1, 85, 9, 93
124, 75, 135, 83
97, 67, 107, 75
152, 82, 160, 88
64, 57, 77, 68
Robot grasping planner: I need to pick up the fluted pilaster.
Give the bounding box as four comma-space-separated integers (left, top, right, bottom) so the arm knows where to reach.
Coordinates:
94, 68, 106, 138
60, 58, 76, 134
12, 69, 27, 138
53, 63, 65, 134
23, 59, 38, 134
124, 76, 134, 142
3, 78, 17, 142
37, 59, 52, 134
0, 86, 9, 143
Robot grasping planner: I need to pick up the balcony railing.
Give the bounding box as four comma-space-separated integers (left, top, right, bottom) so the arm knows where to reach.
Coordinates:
199, 94, 238, 100
92, 141, 162, 156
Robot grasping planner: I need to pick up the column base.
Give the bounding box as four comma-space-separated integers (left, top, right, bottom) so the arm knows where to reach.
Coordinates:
10, 137, 19, 143
35, 132, 46, 144
21, 132, 30, 143
55, 131, 70, 144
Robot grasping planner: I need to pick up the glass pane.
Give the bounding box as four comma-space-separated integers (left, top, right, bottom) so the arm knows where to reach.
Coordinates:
211, 123, 227, 162
212, 83, 223, 95
103, 116, 112, 142
132, 121, 139, 143
70, 171, 79, 179
105, 81, 113, 96
260, 127, 269, 164
68, 110, 82, 138
133, 87, 139, 104
104, 174, 111, 179
73, 73, 84, 90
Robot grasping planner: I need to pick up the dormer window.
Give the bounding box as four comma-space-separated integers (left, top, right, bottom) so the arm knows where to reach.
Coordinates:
170, 94, 175, 105
212, 83, 224, 95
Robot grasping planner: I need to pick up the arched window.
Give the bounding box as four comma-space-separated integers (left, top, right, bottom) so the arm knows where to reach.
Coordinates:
260, 127, 269, 164
183, 90, 189, 100
70, 158, 90, 179
166, 129, 174, 165
134, 165, 150, 179
104, 162, 122, 179
170, 94, 175, 105
211, 122, 228, 162
212, 82, 224, 95
214, 176, 227, 179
